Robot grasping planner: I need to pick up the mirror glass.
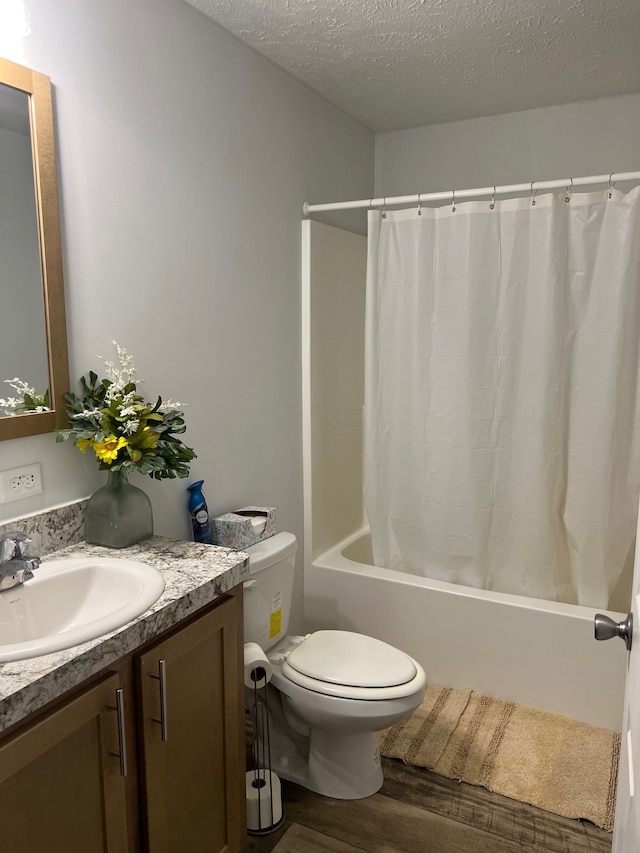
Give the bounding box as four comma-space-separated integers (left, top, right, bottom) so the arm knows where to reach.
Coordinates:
0, 83, 49, 407
0, 58, 69, 440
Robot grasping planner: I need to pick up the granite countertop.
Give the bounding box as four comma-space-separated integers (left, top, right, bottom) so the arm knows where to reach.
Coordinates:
0, 536, 249, 735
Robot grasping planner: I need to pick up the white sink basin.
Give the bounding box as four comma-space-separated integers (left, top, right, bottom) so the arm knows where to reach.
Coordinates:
0, 556, 165, 663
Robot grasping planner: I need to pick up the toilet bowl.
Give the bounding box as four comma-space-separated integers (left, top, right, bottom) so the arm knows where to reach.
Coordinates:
244, 533, 426, 799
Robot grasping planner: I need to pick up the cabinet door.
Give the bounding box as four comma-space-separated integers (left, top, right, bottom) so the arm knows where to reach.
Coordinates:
138, 595, 244, 853
0, 671, 129, 853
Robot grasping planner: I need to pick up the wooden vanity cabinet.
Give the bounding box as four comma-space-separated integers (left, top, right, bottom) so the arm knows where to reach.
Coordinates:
137, 591, 245, 853
0, 671, 129, 853
0, 586, 246, 853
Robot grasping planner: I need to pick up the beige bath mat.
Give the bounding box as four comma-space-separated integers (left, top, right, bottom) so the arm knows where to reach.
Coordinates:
379, 685, 621, 831
379, 682, 473, 769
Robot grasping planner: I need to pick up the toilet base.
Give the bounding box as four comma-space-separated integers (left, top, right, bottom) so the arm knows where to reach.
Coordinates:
273, 729, 383, 800
308, 730, 383, 799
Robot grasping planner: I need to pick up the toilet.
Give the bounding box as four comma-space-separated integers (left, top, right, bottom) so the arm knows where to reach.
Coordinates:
243, 532, 426, 800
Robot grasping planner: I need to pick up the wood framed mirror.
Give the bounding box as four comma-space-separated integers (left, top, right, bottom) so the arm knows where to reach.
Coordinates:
0, 57, 69, 440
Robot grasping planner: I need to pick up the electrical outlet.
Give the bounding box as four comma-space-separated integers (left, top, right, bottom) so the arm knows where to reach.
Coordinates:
0, 463, 43, 503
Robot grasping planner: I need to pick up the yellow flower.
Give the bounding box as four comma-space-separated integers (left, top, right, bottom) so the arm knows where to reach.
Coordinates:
76, 437, 94, 453
137, 426, 159, 450
94, 435, 127, 463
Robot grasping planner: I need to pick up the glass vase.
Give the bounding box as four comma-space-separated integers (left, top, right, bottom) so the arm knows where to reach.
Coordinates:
84, 469, 153, 549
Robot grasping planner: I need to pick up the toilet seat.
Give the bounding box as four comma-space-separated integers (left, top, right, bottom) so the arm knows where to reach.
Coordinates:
280, 630, 424, 701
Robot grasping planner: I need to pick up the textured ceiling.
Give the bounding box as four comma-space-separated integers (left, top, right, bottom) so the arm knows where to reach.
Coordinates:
183, 0, 640, 131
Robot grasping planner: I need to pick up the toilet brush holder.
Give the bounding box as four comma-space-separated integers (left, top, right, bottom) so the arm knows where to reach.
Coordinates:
246, 769, 283, 834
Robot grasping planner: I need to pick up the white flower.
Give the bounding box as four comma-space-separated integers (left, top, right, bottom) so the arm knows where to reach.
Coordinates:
4, 377, 37, 397
122, 418, 140, 435
71, 409, 103, 424
118, 405, 138, 418
105, 386, 137, 408
0, 378, 50, 414
0, 396, 20, 414
158, 399, 186, 411
99, 342, 141, 398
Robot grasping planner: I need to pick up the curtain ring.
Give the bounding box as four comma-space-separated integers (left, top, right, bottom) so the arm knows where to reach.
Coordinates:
368, 198, 374, 211
490, 186, 496, 210
608, 173, 616, 199
381, 197, 387, 219
451, 189, 456, 213
417, 192, 422, 216
530, 181, 537, 206
565, 177, 573, 203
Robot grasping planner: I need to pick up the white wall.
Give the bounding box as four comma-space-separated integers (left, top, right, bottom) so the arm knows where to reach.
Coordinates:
0, 0, 374, 633
376, 94, 640, 197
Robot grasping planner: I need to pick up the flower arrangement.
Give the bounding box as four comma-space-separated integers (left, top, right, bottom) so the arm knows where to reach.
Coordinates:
0, 378, 50, 416
56, 342, 196, 479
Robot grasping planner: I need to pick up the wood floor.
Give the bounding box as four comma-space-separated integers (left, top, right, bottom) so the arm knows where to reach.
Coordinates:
241, 757, 613, 853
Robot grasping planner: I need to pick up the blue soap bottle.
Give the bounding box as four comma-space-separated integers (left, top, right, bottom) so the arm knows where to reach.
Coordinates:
187, 480, 213, 544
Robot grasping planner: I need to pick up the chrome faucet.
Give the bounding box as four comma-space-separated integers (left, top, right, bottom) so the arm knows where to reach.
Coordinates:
0, 531, 41, 591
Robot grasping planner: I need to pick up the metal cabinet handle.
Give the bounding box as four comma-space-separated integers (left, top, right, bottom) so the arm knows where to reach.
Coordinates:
108, 687, 128, 777
150, 658, 168, 741
594, 612, 633, 651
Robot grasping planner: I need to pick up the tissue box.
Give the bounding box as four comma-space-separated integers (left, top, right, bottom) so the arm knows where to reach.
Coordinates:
211, 506, 276, 550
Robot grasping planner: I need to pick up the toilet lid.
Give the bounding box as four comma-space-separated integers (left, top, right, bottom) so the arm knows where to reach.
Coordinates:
285, 630, 417, 688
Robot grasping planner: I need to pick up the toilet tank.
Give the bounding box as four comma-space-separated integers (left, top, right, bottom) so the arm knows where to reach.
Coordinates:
243, 532, 298, 651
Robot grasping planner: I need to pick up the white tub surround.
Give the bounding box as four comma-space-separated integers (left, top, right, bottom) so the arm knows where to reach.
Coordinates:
303, 218, 628, 733
307, 530, 626, 731
0, 537, 248, 733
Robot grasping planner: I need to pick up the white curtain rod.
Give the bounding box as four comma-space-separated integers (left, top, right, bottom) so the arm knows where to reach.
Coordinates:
302, 171, 640, 215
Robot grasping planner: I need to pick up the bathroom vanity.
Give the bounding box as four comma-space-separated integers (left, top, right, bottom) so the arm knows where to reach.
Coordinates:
0, 536, 249, 853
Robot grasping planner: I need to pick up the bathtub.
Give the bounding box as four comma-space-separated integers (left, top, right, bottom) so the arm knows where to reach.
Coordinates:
305, 528, 627, 730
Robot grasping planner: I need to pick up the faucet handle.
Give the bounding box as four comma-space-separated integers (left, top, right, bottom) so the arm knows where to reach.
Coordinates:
0, 530, 31, 563
21, 556, 42, 582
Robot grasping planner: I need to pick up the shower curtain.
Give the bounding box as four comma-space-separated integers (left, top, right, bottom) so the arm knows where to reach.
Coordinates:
364, 187, 640, 607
